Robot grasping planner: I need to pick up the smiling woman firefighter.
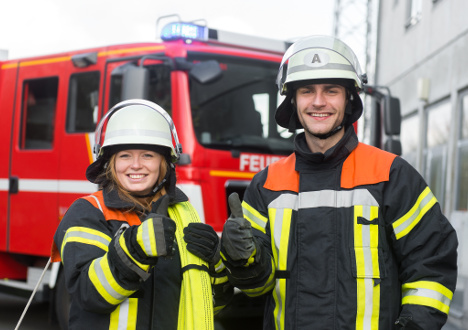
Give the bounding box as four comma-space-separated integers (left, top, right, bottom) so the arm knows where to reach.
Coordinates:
52, 99, 231, 330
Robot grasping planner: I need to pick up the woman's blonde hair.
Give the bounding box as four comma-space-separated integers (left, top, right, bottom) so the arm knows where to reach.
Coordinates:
100, 153, 169, 213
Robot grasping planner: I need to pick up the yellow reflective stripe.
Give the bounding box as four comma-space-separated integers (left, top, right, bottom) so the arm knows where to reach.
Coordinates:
269, 206, 292, 330
211, 274, 229, 286
354, 205, 380, 330
89, 256, 136, 305
118, 234, 150, 272
402, 281, 453, 314
242, 270, 276, 297
242, 201, 268, 234
61, 226, 111, 258
393, 187, 437, 240
214, 259, 225, 273
109, 298, 138, 330
137, 220, 157, 255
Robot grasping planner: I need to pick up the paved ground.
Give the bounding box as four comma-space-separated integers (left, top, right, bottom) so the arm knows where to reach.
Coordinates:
0, 293, 60, 330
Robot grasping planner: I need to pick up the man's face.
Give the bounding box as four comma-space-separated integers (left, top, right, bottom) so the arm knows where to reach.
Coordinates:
295, 83, 347, 138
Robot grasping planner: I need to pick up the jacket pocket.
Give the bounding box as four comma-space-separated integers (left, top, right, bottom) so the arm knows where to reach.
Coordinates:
349, 205, 387, 280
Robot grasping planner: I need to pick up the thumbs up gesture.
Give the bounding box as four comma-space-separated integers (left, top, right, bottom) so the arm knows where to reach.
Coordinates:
221, 193, 256, 266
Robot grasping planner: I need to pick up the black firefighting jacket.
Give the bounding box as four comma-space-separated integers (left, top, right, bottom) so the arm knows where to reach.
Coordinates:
226, 128, 458, 330
52, 187, 230, 330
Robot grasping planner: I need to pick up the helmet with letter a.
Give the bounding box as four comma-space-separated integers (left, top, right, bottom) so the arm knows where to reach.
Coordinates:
275, 35, 367, 132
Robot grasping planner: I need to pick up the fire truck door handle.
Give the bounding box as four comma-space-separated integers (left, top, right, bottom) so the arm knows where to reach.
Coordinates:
9, 176, 19, 194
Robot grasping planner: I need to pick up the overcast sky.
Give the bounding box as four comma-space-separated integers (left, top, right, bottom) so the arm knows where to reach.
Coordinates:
0, 0, 335, 59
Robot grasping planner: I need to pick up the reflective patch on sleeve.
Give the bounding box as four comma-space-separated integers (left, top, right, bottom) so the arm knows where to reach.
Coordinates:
402, 280, 453, 314
61, 226, 111, 260
393, 187, 437, 240
88, 255, 136, 305
242, 201, 268, 234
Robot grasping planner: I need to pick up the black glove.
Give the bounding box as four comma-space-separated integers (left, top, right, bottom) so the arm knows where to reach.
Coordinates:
183, 223, 220, 267
131, 194, 176, 259
221, 193, 256, 267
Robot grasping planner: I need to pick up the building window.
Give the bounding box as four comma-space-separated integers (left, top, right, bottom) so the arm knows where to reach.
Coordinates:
20, 77, 59, 149
400, 112, 419, 168
406, 0, 422, 27
424, 99, 451, 208
455, 92, 468, 210
66, 71, 100, 133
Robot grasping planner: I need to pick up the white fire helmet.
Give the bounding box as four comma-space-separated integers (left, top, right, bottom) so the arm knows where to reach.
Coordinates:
86, 99, 182, 183
275, 35, 367, 130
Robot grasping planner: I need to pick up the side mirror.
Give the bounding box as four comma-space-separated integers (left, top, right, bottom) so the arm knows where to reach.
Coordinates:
189, 60, 223, 84
384, 96, 401, 135
174, 58, 222, 84
122, 65, 149, 100
384, 138, 402, 156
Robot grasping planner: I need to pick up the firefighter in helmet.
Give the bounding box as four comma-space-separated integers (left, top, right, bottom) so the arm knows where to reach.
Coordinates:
52, 99, 231, 329
220, 36, 458, 329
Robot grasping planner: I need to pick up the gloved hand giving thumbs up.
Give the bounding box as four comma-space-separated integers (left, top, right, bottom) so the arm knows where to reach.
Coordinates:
221, 193, 257, 267
135, 194, 177, 258
121, 194, 177, 267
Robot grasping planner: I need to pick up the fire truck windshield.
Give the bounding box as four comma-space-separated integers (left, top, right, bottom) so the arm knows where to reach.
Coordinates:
189, 55, 295, 155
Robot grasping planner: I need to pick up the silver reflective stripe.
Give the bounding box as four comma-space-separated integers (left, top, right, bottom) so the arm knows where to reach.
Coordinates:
242, 205, 267, 230
269, 189, 378, 210
393, 188, 436, 239
90, 194, 103, 212
93, 257, 127, 302
361, 206, 375, 277
105, 128, 171, 140
363, 278, 374, 330
403, 288, 452, 307
140, 220, 153, 254
117, 299, 130, 330
63, 229, 110, 247
288, 63, 355, 75
269, 193, 298, 210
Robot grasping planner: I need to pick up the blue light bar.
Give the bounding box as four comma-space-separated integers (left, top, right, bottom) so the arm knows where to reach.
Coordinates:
161, 22, 209, 42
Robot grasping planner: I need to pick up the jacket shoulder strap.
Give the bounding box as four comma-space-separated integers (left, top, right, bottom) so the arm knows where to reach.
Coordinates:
341, 143, 397, 189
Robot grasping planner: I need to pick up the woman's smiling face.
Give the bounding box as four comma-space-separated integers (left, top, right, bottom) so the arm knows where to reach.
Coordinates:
115, 149, 163, 195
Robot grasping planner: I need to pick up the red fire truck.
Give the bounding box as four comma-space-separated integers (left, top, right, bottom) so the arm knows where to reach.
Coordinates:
0, 21, 293, 328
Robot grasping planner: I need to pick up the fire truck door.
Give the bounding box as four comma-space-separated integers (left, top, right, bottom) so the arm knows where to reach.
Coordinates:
8, 64, 62, 256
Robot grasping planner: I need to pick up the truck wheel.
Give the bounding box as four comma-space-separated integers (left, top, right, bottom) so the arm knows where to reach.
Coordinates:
55, 271, 70, 330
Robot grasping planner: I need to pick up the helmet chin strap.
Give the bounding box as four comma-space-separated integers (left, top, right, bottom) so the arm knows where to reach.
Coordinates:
311, 123, 345, 140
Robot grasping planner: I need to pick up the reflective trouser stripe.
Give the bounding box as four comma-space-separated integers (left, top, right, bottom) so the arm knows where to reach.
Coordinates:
109, 298, 138, 330
89, 256, 136, 305
354, 205, 380, 330
393, 187, 437, 240
402, 281, 453, 314
270, 207, 292, 330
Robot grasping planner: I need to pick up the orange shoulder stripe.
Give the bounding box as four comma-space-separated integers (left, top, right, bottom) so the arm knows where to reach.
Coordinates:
341, 143, 397, 188
264, 154, 299, 192
82, 191, 141, 226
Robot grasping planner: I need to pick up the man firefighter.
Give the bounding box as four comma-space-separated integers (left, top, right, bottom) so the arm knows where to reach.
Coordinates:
220, 36, 458, 329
